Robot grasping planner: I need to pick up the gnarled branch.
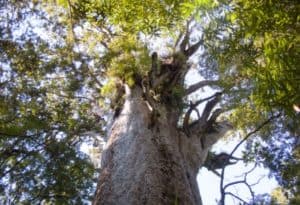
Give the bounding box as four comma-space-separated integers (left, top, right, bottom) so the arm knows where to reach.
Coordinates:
207, 108, 223, 126
204, 152, 242, 171
184, 80, 219, 96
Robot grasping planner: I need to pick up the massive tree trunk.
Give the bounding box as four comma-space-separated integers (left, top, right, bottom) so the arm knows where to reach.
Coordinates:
93, 84, 230, 205
93, 36, 231, 204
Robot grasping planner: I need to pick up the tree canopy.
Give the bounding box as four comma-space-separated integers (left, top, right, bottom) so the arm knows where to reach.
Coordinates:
0, 0, 299, 204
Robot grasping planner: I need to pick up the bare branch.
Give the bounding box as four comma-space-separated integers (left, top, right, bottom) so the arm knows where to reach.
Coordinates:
195, 108, 201, 120
212, 169, 221, 177
184, 80, 219, 96
223, 180, 248, 190
229, 113, 281, 158
174, 30, 185, 51
88, 70, 104, 88
219, 113, 281, 205
207, 108, 223, 125
223, 177, 255, 203
200, 92, 222, 122
178, 16, 194, 52
250, 175, 265, 187
243, 163, 258, 178
184, 39, 204, 57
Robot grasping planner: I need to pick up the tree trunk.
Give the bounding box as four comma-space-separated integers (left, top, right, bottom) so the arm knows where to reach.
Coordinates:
93, 85, 228, 205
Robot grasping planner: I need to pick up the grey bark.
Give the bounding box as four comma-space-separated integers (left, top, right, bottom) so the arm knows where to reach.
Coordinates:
93, 86, 230, 205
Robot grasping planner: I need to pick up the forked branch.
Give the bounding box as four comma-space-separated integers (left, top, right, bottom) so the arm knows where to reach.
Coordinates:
177, 16, 194, 52
183, 94, 217, 137
175, 14, 204, 57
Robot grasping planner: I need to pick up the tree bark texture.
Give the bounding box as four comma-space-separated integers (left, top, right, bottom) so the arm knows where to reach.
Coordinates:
93, 86, 230, 205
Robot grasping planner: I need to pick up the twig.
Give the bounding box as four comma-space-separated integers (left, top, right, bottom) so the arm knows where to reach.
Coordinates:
225, 192, 250, 205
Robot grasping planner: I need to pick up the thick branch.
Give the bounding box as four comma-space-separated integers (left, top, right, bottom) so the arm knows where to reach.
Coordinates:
186, 92, 225, 140
184, 80, 219, 96
175, 30, 185, 51
183, 102, 196, 137
207, 108, 223, 126
200, 92, 222, 123
179, 31, 189, 53
151, 71, 170, 89
178, 17, 194, 52
203, 121, 233, 148
151, 52, 159, 76
183, 101, 203, 137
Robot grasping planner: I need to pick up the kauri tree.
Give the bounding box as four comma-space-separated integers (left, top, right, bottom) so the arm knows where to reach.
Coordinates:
0, 0, 299, 204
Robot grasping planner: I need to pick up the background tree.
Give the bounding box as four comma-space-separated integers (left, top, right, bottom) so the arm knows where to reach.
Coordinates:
0, 0, 299, 204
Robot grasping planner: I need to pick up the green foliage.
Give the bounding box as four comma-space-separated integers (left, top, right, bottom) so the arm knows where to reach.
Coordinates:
106, 34, 151, 86
0, 1, 102, 203
71, 0, 193, 34
203, 0, 299, 130
99, 34, 151, 106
